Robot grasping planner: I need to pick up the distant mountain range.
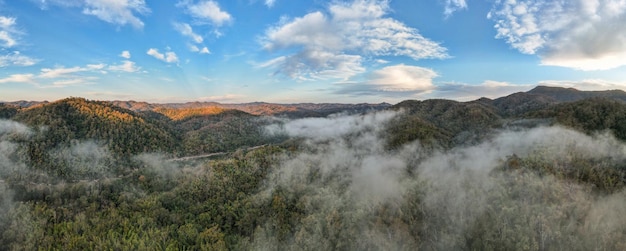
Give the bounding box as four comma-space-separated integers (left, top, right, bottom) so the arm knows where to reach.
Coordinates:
4, 85, 626, 113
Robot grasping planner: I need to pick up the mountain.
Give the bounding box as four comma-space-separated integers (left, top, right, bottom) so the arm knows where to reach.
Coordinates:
386, 86, 626, 149
111, 100, 391, 118
528, 97, 626, 140
487, 92, 558, 116
12, 98, 179, 159
389, 99, 501, 148
527, 85, 626, 102
0, 103, 19, 119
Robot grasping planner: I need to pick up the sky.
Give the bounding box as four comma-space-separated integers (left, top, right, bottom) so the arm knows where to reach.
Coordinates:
1, 0, 626, 104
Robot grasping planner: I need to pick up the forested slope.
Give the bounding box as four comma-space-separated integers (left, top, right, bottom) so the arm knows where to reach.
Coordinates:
2, 87, 626, 250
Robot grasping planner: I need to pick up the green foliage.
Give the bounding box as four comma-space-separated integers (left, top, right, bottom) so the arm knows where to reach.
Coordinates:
5, 93, 626, 250
388, 99, 501, 149
0, 104, 18, 119
529, 98, 626, 140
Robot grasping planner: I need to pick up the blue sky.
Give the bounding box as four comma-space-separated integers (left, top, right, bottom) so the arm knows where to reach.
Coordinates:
1, 0, 626, 103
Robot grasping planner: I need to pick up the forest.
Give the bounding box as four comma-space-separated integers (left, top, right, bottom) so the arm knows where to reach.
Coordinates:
2, 86, 626, 250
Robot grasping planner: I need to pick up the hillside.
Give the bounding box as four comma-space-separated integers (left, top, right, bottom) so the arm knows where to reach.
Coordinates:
111, 100, 391, 118
388, 99, 501, 148
4, 87, 626, 249
12, 97, 179, 158
527, 85, 626, 102
528, 97, 626, 140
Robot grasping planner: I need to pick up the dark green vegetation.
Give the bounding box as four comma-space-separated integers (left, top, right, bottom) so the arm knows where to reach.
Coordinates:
2, 86, 626, 250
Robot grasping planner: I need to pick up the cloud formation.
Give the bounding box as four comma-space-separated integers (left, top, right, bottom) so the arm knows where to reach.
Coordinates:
119, 50, 131, 59
0, 74, 35, 84
261, 0, 448, 80
335, 64, 438, 97
0, 16, 18, 47
336, 64, 534, 101
489, 0, 626, 70
82, 0, 150, 29
0, 52, 38, 67
189, 45, 210, 54
39, 64, 104, 79
108, 60, 140, 72
147, 48, 179, 63
174, 22, 203, 43
443, 0, 468, 18
182, 0, 232, 26
265, 0, 276, 8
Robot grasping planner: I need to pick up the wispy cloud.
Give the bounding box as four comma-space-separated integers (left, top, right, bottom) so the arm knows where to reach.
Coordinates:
0, 52, 38, 67
0, 74, 36, 84
489, 0, 626, 70
265, 0, 276, 8
40, 66, 86, 79
173, 22, 203, 43
82, 0, 150, 29
37, 0, 149, 29
147, 48, 179, 63
199, 93, 246, 102
50, 77, 97, 87
0, 16, 19, 47
108, 60, 140, 72
39, 64, 105, 79
261, 0, 448, 80
443, 0, 467, 18
180, 0, 232, 27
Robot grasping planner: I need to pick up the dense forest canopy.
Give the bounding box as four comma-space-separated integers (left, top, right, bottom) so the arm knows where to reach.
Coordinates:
2, 86, 626, 250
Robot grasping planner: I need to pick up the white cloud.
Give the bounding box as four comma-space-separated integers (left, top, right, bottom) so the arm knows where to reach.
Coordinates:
0, 52, 38, 67
147, 48, 179, 63
443, 0, 467, 18
39, 64, 106, 79
190, 45, 210, 54
0, 74, 35, 84
335, 64, 438, 96
199, 93, 246, 102
183, 0, 232, 26
335, 65, 535, 101
0, 16, 16, 28
265, 0, 276, 8
261, 0, 448, 80
367, 64, 437, 91
0, 16, 18, 47
489, 0, 626, 70
165, 52, 179, 63
40, 66, 85, 78
108, 60, 140, 72
82, 0, 150, 29
120, 50, 131, 59
31, 64, 107, 87
174, 22, 203, 43
51, 77, 96, 87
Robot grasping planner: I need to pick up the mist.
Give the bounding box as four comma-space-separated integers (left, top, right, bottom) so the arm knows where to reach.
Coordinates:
2, 110, 626, 249
251, 111, 626, 250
